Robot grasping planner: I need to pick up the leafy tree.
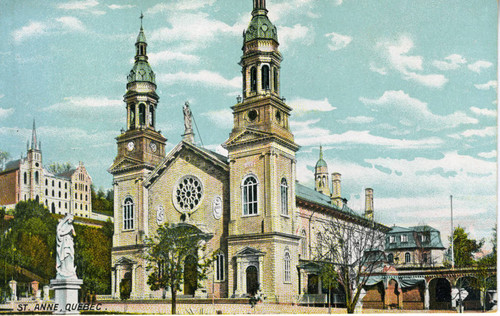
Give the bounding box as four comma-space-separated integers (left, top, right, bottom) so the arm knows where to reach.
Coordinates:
91, 185, 113, 216
45, 162, 73, 175
144, 223, 213, 314
320, 263, 339, 314
317, 218, 385, 314
0, 151, 9, 170
470, 261, 497, 312
451, 226, 484, 267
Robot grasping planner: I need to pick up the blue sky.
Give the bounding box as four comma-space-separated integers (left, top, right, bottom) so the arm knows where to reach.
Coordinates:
0, 0, 496, 248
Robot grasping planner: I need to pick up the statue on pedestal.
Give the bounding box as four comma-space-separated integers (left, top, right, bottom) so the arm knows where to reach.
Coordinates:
182, 101, 195, 143
56, 214, 77, 279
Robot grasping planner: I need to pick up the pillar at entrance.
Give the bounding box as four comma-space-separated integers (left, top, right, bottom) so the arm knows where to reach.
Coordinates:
424, 281, 430, 309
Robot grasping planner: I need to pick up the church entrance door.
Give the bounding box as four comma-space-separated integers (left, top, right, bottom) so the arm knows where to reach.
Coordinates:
246, 265, 258, 296
183, 255, 198, 296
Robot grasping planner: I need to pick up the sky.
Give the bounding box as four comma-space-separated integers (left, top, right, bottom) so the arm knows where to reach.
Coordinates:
0, 0, 497, 249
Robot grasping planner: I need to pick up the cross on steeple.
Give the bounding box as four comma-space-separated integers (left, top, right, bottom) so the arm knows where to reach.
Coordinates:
140, 12, 144, 28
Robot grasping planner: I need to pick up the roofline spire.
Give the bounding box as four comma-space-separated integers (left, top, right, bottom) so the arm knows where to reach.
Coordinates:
319, 145, 323, 160
140, 11, 144, 29
31, 119, 38, 151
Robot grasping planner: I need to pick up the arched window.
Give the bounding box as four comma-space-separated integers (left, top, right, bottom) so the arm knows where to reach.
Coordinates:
273, 67, 278, 93
261, 65, 270, 90
130, 104, 136, 129
123, 197, 134, 230
45, 189, 48, 195
215, 252, 225, 281
280, 178, 288, 216
317, 232, 323, 258
284, 250, 291, 282
250, 67, 257, 92
23, 172, 27, 185
139, 103, 146, 126
45, 179, 48, 185
149, 105, 155, 127
405, 252, 411, 264
242, 70, 247, 94
65, 183, 67, 189
242, 175, 258, 215
388, 253, 394, 264
301, 230, 307, 258
34, 171, 39, 184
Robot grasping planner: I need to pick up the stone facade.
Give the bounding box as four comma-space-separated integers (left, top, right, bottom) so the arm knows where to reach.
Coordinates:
0, 122, 93, 217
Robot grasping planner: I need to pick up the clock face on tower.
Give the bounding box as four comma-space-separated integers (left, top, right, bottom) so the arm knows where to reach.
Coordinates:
127, 141, 135, 151
150, 142, 157, 152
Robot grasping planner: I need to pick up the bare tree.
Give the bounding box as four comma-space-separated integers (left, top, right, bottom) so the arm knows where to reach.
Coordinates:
316, 218, 386, 314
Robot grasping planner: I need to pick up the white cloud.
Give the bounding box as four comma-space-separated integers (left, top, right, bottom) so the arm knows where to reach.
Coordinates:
201, 109, 233, 129
45, 96, 122, 111
56, 16, 86, 32
147, 0, 216, 14
0, 94, 4, 99
470, 106, 496, 117
377, 36, 448, 88
0, 108, 14, 119
468, 60, 493, 73
360, 90, 478, 131
150, 12, 240, 51
13, 21, 48, 43
58, 0, 98, 10
157, 70, 240, 89
460, 126, 496, 138
149, 50, 200, 64
279, 24, 312, 50
369, 63, 387, 75
204, 144, 228, 157
107, 4, 135, 10
288, 97, 336, 115
340, 116, 374, 124
267, 0, 315, 22
474, 80, 497, 91
432, 54, 467, 70
478, 150, 496, 159
325, 32, 352, 51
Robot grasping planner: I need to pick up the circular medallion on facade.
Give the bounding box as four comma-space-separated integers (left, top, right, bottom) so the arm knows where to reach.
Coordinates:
156, 205, 165, 225
212, 196, 222, 220
127, 141, 135, 151
150, 141, 157, 152
173, 175, 203, 213
261, 24, 268, 32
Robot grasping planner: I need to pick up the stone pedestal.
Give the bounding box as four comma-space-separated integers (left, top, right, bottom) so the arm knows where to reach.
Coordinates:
8, 280, 17, 302
43, 285, 50, 301
50, 278, 83, 315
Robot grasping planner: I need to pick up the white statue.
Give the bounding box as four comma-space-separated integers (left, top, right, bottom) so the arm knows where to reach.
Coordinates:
56, 214, 77, 279
183, 101, 193, 133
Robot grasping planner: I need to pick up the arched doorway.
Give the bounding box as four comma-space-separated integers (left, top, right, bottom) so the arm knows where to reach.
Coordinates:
307, 274, 319, 294
184, 255, 198, 295
363, 282, 385, 309
120, 272, 132, 300
246, 265, 258, 296
456, 277, 481, 310
429, 278, 451, 310
386, 279, 400, 309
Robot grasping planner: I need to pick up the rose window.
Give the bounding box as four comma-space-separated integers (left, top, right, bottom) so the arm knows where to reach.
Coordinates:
174, 175, 203, 212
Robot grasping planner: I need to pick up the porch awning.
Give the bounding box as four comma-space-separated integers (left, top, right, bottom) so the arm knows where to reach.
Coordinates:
365, 274, 425, 288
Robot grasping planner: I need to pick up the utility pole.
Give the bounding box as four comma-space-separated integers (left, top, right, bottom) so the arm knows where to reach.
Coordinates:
450, 195, 454, 269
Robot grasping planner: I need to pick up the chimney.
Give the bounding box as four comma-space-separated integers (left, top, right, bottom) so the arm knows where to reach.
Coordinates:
365, 188, 374, 220
331, 172, 342, 208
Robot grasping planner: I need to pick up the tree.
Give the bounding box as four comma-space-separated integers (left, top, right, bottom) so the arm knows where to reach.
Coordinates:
91, 185, 113, 216
317, 218, 385, 314
470, 261, 496, 312
320, 262, 339, 314
144, 223, 213, 314
451, 226, 484, 267
0, 151, 10, 170
45, 162, 73, 175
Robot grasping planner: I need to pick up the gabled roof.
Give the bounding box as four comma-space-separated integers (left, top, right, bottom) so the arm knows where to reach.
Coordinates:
1, 159, 20, 173
144, 141, 229, 189
235, 246, 266, 257
108, 155, 145, 174
296, 182, 389, 231
56, 169, 77, 180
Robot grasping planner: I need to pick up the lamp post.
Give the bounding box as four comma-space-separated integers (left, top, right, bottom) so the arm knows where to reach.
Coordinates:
450, 195, 454, 269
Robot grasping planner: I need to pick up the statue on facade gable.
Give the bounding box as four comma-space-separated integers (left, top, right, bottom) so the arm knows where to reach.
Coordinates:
56, 214, 77, 279
183, 101, 195, 143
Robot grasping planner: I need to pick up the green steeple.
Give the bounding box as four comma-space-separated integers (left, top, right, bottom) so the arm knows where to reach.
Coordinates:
243, 0, 278, 44
127, 14, 156, 85
315, 146, 327, 168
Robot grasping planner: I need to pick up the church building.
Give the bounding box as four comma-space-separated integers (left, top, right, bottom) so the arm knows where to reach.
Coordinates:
109, 0, 387, 302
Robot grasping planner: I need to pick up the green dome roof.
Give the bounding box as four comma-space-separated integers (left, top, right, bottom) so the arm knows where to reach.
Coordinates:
315, 158, 327, 169
136, 27, 147, 43
127, 61, 156, 84
244, 12, 278, 43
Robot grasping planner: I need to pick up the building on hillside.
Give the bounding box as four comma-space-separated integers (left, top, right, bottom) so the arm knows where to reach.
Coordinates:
0, 121, 93, 217
109, 1, 388, 302
385, 225, 446, 268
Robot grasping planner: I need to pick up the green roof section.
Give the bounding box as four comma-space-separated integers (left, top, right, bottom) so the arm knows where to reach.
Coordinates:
315, 145, 328, 168
244, 10, 278, 44
127, 24, 156, 85
386, 225, 445, 250
136, 26, 147, 43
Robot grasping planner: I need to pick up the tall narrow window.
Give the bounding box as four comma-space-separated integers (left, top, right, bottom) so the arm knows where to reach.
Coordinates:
242, 175, 258, 215
405, 252, 411, 263
242, 70, 247, 94
280, 178, 288, 216
273, 67, 278, 93
388, 253, 394, 264
215, 253, 225, 281
284, 250, 291, 282
317, 233, 323, 258
250, 67, 257, 92
123, 197, 134, 230
23, 172, 27, 185
130, 104, 136, 129
149, 105, 155, 127
35, 171, 39, 184
301, 230, 307, 258
139, 103, 146, 126
262, 65, 270, 90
